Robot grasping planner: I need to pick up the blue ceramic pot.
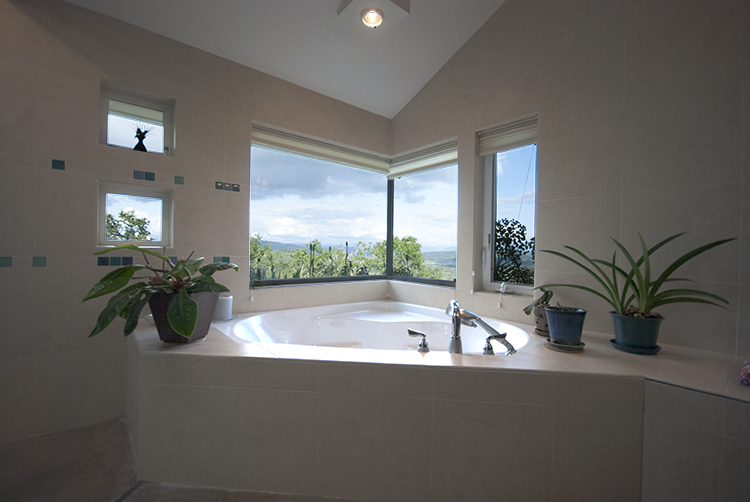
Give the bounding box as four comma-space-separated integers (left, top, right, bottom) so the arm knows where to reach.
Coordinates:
545, 306, 587, 345
610, 312, 663, 350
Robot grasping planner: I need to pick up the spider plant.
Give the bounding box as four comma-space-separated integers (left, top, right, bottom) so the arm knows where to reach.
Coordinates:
523, 287, 554, 315
537, 232, 736, 317
83, 244, 238, 338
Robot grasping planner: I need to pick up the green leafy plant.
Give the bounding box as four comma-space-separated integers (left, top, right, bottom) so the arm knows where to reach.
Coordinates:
523, 286, 553, 315
83, 244, 238, 338
537, 232, 736, 317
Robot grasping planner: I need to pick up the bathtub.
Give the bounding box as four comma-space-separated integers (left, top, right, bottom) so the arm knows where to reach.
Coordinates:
213, 300, 530, 354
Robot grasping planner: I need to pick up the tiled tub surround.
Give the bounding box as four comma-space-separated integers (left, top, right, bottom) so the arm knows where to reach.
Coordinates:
128, 319, 750, 502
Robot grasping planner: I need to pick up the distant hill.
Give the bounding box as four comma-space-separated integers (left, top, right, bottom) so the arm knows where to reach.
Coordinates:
423, 250, 456, 267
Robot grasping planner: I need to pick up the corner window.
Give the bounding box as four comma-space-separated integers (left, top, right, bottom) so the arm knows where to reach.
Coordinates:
98, 182, 173, 247
480, 117, 538, 291
100, 83, 174, 154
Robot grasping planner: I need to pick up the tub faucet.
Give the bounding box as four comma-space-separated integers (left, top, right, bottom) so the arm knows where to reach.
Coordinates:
445, 300, 517, 355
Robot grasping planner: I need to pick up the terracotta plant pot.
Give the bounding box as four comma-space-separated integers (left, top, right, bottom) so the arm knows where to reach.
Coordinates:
148, 291, 219, 343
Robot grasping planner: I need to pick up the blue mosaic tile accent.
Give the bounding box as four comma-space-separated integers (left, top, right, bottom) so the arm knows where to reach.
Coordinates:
223, 183, 231, 191
52, 159, 65, 170
97, 256, 109, 266
232, 184, 240, 192
144, 172, 155, 182
174, 176, 184, 185
122, 256, 133, 266
133, 170, 145, 180
32, 257, 46, 267
213, 256, 222, 263
215, 181, 223, 190
0, 257, 11, 267
169, 256, 178, 264
222, 256, 230, 263
109, 256, 121, 266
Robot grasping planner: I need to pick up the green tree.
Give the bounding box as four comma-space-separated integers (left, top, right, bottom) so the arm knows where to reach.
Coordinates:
494, 218, 534, 284
106, 209, 152, 241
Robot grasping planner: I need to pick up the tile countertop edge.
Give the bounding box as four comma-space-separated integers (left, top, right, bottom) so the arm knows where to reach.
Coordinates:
130, 325, 750, 404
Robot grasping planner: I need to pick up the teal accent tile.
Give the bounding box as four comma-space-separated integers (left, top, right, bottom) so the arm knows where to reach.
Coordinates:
215, 181, 224, 190
122, 257, 133, 266
51, 159, 65, 170
232, 184, 240, 192
169, 256, 178, 264
110, 256, 121, 266
133, 170, 144, 180
0, 257, 11, 267
97, 256, 109, 266
174, 176, 184, 185
145, 172, 155, 181
32, 256, 46, 267
222, 256, 230, 263
223, 183, 231, 191
213, 257, 222, 263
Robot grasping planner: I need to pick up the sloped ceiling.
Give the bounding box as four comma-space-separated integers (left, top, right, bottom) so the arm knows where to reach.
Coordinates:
61, 0, 506, 118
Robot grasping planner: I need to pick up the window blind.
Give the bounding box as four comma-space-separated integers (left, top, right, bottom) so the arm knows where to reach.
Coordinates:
109, 99, 164, 125
388, 140, 458, 179
252, 125, 390, 174
477, 116, 538, 157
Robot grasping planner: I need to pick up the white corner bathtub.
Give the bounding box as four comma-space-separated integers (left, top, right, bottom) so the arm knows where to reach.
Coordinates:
213, 301, 529, 354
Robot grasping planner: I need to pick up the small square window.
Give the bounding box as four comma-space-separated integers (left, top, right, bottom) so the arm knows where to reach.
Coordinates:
100, 83, 174, 155
98, 181, 174, 247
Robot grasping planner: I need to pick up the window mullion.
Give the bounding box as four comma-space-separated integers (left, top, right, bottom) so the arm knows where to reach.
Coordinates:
386, 178, 394, 278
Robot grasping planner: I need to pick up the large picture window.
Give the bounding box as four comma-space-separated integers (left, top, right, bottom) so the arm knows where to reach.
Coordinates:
249, 146, 388, 283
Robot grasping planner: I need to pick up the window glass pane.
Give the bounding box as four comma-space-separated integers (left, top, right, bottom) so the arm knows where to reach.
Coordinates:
107, 100, 165, 153
393, 165, 457, 281
493, 143, 537, 285
249, 146, 387, 281
105, 193, 163, 242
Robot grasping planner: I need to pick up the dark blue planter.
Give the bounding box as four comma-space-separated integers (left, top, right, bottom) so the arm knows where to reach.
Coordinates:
610, 312, 663, 353
545, 306, 586, 345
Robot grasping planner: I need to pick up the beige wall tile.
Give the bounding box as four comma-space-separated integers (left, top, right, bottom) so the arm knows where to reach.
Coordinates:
477, 65, 541, 132
209, 387, 318, 493
211, 358, 318, 392
622, 0, 742, 191
0, 356, 39, 443
645, 381, 724, 431
741, 182, 750, 283
719, 435, 750, 501
0, 61, 40, 158
431, 400, 553, 501
738, 285, 750, 356
552, 406, 642, 502
641, 413, 722, 501
540, 0, 624, 57
434, 368, 553, 404
320, 362, 432, 398
554, 374, 643, 409
137, 383, 211, 485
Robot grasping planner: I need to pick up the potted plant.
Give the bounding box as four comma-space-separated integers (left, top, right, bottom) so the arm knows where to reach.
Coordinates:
538, 232, 735, 355
544, 304, 587, 351
83, 244, 238, 343
523, 287, 553, 338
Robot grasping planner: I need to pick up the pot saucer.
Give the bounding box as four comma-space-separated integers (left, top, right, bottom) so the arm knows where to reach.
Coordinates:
544, 338, 585, 353
610, 339, 660, 355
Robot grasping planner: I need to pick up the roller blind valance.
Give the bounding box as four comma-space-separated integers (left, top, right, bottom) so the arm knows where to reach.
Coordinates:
109, 99, 164, 124
477, 116, 538, 157
388, 140, 458, 179
252, 125, 390, 174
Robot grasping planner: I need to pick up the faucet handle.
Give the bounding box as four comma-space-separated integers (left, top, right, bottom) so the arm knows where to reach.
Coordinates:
482, 333, 508, 355
407, 329, 430, 353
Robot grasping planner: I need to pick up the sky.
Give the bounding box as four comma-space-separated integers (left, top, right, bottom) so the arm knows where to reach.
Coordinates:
495, 143, 537, 239
250, 147, 458, 252
105, 193, 163, 241
107, 115, 164, 153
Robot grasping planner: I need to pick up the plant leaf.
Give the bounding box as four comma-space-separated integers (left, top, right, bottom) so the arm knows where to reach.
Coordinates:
187, 282, 230, 294
650, 297, 731, 310
82, 265, 147, 302
123, 294, 152, 335
651, 238, 737, 295
170, 258, 205, 279
531, 282, 617, 310
88, 283, 147, 337
94, 244, 170, 262
199, 262, 239, 276
167, 289, 198, 338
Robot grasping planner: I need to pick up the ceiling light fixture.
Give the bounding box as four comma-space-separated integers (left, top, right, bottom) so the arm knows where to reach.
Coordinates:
361, 8, 384, 28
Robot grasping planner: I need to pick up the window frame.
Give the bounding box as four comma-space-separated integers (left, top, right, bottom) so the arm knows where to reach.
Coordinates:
100, 84, 175, 155
97, 181, 174, 248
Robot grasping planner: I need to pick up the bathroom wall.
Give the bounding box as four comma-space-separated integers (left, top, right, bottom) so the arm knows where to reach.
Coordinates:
392, 0, 750, 357
0, 0, 390, 444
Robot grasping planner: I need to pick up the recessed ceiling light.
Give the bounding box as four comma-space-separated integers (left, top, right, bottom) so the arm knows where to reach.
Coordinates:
361, 9, 384, 28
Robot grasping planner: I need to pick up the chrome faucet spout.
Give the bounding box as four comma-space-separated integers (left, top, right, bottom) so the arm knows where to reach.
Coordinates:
446, 300, 463, 354
446, 301, 517, 355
